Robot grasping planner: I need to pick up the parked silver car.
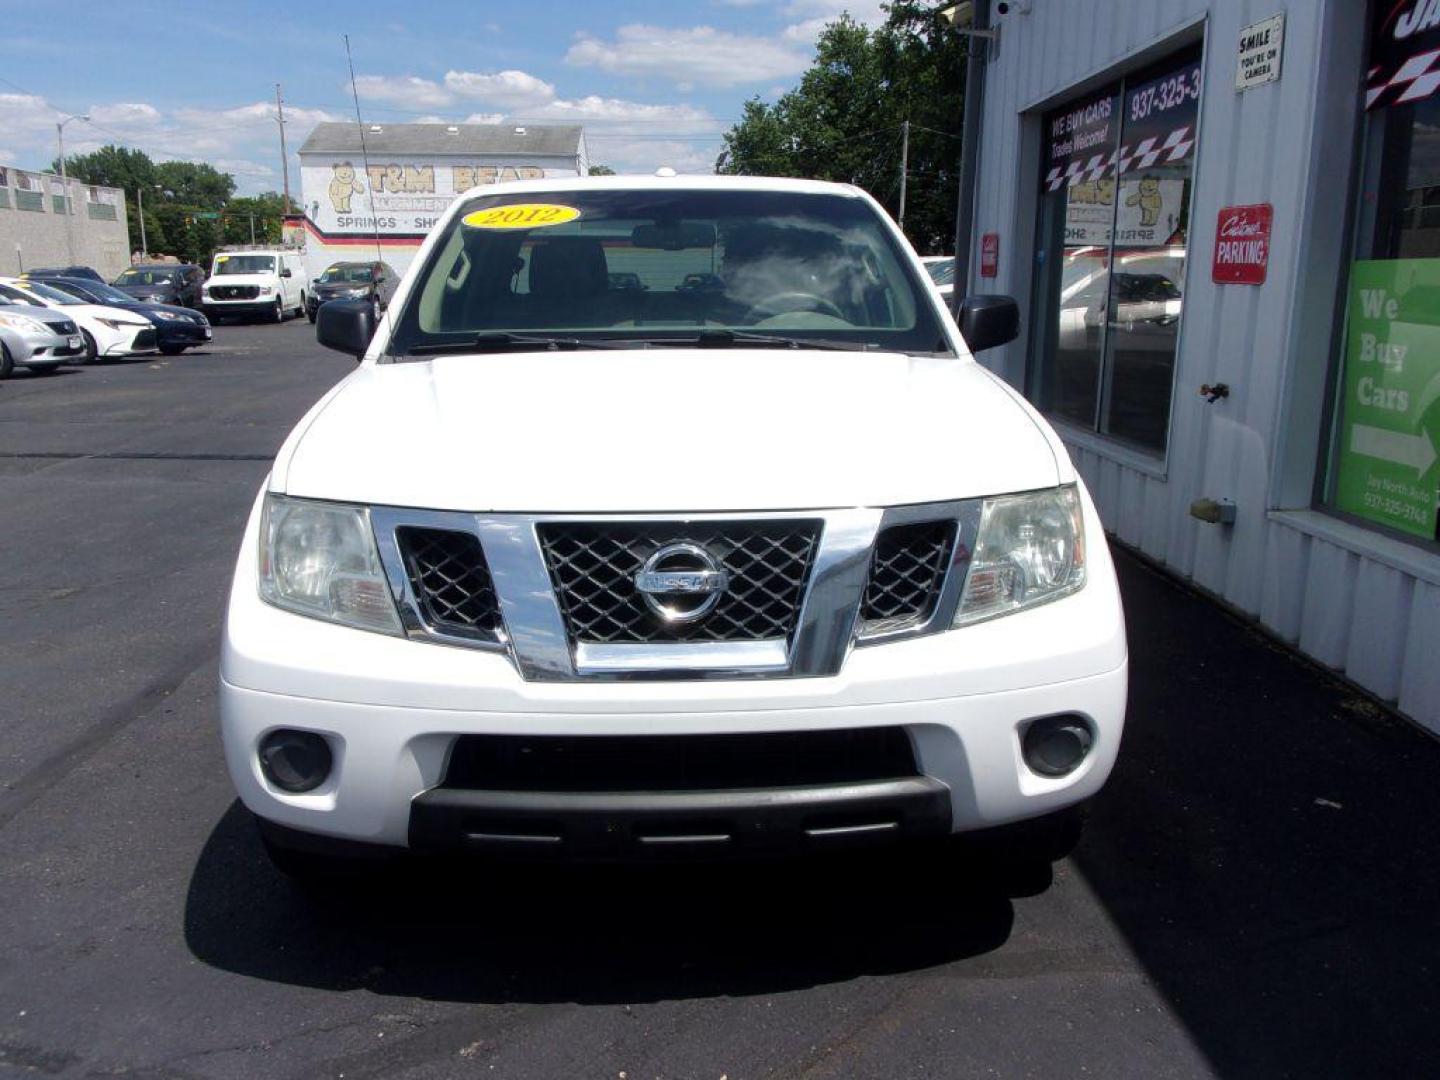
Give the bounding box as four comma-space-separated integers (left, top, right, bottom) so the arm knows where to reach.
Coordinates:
0, 304, 85, 378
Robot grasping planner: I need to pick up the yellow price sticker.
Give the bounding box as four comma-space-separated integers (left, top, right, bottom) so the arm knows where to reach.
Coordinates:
461, 203, 582, 230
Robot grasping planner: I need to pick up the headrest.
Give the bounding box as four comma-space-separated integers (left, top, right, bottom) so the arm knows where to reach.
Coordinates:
529, 239, 608, 298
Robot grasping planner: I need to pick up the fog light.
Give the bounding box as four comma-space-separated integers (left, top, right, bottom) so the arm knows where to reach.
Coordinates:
258, 730, 333, 793
1021, 714, 1093, 777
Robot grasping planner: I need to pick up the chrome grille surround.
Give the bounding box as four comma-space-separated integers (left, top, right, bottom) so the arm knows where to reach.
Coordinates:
369, 501, 982, 681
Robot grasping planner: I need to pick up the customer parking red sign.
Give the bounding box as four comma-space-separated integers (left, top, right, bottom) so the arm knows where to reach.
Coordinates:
1213, 203, 1272, 285
980, 233, 999, 277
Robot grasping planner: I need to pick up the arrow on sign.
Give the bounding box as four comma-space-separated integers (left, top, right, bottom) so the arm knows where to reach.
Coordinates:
1350, 424, 1439, 477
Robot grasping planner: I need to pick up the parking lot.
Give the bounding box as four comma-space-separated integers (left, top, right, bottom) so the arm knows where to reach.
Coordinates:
1, 321, 1439, 1079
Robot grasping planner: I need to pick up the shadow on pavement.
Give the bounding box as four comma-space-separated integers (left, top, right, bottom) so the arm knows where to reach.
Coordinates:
1076, 550, 1440, 1078
184, 802, 1019, 1004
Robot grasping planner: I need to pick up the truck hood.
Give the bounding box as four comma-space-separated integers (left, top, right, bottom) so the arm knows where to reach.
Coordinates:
276, 349, 1062, 512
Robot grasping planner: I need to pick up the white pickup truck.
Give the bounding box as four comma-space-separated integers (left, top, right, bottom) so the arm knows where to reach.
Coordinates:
220, 175, 1128, 879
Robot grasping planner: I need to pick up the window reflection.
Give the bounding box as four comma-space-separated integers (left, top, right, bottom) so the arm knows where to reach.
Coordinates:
1030, 51, 1199, 455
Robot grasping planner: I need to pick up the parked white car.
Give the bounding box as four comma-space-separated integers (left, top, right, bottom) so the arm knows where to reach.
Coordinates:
220, 175, 1128, 880
202, 249, 306, 323
0, 303, 86, 376
0, 277, 156, 362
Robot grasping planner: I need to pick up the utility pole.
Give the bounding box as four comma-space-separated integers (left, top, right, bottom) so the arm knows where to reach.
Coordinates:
56, 113, 89, 264
950, 0, 993, 315
897, 119, 910, 234
137, 186, 147, 258
249, 214, 257, 244
275, 84, 292, 215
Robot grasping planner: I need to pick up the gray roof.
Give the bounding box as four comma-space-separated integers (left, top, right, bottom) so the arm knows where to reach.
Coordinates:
298, 122, 584, 158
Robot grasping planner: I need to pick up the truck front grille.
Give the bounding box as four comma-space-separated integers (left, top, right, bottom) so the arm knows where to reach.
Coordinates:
538, 520, 821, 644
859, 520, 955, 636
210, 285, 259, 300
396, 526, 505, 643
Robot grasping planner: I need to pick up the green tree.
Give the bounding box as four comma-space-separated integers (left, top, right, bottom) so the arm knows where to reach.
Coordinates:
154, 160, 235, 209
717, 3, 966, 253
588, 164, 617, 176
58, 145, 255, 264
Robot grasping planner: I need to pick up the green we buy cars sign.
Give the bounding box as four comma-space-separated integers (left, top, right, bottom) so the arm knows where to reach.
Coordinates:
1334, 259, 1440, 538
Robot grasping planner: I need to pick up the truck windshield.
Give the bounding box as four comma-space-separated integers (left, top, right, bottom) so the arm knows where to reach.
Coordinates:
116, 268, 178, 285
388, 188, 952, 356
318, 265, 373, 283
214, 255, 274, 275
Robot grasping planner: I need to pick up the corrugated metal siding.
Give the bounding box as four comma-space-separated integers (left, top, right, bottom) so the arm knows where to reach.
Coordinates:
971, 0, 1440, 732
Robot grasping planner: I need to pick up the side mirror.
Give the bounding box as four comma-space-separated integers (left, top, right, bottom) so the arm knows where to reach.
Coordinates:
279, 267, 293, 278
957, 294, 1020, 353
316, 299, 376, 360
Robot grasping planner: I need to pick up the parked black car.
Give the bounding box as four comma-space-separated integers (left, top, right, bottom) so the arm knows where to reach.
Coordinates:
306, 260, 397, 323
111, 264, 205, 309
35, 276, 212, 356
27, 265, 105, 283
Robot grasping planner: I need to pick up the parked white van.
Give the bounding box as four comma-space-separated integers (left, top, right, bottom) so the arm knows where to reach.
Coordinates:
202, 248, 306, 322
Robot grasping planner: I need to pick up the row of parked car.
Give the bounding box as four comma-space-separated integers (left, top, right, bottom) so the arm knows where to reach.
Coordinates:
0, 250, 409, 379
0, 267, 214, 378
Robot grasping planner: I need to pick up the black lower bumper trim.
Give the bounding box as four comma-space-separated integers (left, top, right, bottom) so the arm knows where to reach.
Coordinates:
408, 777, 952, 859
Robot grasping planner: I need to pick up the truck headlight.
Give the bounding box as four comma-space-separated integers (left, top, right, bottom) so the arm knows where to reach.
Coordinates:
257, 495, 402, 634
954, 485, 1086, 626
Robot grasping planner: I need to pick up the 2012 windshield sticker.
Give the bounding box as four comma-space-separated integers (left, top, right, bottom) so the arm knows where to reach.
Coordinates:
461, 204, 581, 230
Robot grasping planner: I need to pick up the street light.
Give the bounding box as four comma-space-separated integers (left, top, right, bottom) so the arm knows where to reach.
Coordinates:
56, 113, 90, 264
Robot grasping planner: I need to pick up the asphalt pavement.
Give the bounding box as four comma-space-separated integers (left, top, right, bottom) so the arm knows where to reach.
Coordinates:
1, 322, 1438, 1079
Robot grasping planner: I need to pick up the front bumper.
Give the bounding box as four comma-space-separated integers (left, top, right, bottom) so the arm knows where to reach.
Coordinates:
203, 298, 275, 318
153, 320, 212, 347
222, 666, 1125, 852
8, 328, 84, 366
221, 481, 1128, 854
99, 325, 158, 356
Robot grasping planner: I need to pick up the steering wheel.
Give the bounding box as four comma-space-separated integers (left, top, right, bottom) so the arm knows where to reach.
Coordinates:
745, 291, 846, 322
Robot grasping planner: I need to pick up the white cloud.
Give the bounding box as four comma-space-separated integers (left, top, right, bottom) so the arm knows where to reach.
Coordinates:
88, 102, 163, 127
461, 112, 506, 125
351, 74, 451, 110
443, 69, 556, 109
565, 24, 810, 87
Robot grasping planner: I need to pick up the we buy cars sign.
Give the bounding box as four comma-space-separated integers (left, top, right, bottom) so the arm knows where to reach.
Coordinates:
1212, 203, 1272, 285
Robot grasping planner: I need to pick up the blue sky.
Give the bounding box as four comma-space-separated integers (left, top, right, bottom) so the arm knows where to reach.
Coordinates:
0, 0, 884, 193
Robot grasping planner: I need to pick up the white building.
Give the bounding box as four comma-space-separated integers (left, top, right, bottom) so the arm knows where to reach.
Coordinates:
962, 1, 1440, 731
295, 122, 588, 281
0, 168, 130, 278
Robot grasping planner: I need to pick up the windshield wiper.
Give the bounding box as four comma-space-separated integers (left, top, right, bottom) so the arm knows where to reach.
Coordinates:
630, 329, 876, 352
406, 332, 639, 356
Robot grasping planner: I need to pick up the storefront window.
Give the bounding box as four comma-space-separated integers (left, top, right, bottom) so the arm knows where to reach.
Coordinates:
1029, 48, 1201, 454
1326, 7, 1440, 540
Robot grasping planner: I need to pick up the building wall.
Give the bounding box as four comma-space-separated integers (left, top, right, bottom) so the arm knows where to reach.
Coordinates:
0, 169, 131, 279
297, 151, 584, 282
969, 1, 1440, 729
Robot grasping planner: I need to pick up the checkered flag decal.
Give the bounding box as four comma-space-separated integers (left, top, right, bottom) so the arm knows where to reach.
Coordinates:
1366, 49, 1440, 110
1045, 124, 1195, 192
